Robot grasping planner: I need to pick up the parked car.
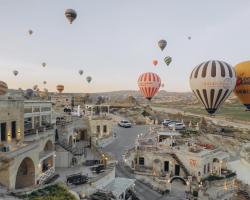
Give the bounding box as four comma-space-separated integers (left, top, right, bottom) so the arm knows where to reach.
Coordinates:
168, 122, 185, 130
163, 120, 178, 126
118, 120, 132, 128
162, 119, 173, 126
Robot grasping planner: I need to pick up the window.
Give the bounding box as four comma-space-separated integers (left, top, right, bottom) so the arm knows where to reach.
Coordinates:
11, 121, 16, 139
139, 157, 144, 165
164, 161, 169, 172
33, 107, 40, 112
203, 164, 206, 174
0, 123, 6, 141
41, 107, 51, 112
207, 163, 210, 173
24, 107, 32, 113
24, 117, 32, 131
34, 116, 40, 128
96, 125, 100, 133
103, 125, 107, 133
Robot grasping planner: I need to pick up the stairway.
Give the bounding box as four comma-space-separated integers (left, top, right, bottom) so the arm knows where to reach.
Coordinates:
170, 153, 190, 177
39, 167, 55, 185
238, 190, 250, 200
57, 140, 86, 156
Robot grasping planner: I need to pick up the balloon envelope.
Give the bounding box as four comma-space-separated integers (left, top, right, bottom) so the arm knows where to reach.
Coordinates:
65, 9, 77, 24
138, 72, 161, 100
164, 56, 172, 66
234, 61, 250, 110
86, 76, 92, 83
56, 85, 64, 93
190, 60, 236, 114
42, 62, 46, 67
0, 81, 8, 95
13, 70, 18, 76
79, 70, 83, 75
158, 40, 167, 51
26, 89, 33, 98
152, 60, 158, 66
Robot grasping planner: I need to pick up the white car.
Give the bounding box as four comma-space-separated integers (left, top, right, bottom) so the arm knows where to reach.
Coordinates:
118, 120, 132, 128
168, 122, 185, 130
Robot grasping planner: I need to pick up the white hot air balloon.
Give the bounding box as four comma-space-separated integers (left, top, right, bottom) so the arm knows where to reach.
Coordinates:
190, 60, 236, 115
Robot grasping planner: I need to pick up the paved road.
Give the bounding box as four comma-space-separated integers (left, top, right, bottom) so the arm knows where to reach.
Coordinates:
103, 125, 186, 200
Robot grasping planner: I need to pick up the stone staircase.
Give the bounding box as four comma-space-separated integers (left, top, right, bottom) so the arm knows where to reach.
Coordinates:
39, 167, 55, 185
170, 153, 190, 177
237, 190, 250, 200
57, 140, 86, 156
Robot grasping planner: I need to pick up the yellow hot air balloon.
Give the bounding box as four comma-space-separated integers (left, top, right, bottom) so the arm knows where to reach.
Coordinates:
56, 85, 64, 93
234, 61, 250, 111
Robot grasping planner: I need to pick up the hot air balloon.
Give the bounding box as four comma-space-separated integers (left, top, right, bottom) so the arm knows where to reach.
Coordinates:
188, 36, 192, 40
190, 60, 236, 115
161, 83, 164, 88
0, 81, 8, 95
152, 60, 158, 66
25, 89, 34, 98
65, 9, 77, 24
56, 85, 64, 93
164, 56, 172, 66
38, 88, 48, 99
79, 70, 83, 75
43, 81, 47, 85
138, 72, 161, 100
13, 70, 18, 76
86, 76, 92, 83
28, 30, 33, 35
158, 40, 167, 51
42, 62, 46, 67
33, 85, 38, 90
234, 61, 250, 111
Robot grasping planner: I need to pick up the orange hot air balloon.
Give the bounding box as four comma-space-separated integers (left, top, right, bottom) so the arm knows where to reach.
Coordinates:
138, 72, 161, 100
0, 81, 8, 95
234, 61, 250, 111
152, 60, 158, 66
56, 85, 64, 93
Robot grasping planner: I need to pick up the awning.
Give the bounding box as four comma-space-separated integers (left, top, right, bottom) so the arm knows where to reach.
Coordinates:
104, 177, 135, 197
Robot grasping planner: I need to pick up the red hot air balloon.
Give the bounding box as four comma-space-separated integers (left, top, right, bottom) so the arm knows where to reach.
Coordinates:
152, 60, 158, 66
138, 72, 161, 100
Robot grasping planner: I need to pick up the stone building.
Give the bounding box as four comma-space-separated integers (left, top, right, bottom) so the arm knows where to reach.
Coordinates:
85, 104, 113, 147
125, 128, 237, 199
0, 99, 56, 190
50, 94, 72, 111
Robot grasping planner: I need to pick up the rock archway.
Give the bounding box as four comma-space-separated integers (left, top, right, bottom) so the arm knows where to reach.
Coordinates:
15, 157, 35, 189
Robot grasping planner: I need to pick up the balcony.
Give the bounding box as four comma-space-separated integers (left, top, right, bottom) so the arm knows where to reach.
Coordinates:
0, 142, 38, 161
24, 127, 55, 142
202, 170, 236, 182
24, 123, 54, 136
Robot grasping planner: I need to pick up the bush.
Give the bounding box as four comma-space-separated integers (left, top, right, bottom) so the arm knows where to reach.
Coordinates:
23, 183, 77, 200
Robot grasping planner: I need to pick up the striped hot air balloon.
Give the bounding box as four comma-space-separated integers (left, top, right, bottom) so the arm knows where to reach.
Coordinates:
190, 60, 236, 115
138, 72, 161, 101
164, 56, 172, 66
56, 85, 64, 93
0, 81, 8, 95
234, 61, 250, 111
65, 9, 77, 24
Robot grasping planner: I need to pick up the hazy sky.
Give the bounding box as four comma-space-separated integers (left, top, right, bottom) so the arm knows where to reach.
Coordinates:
1, 0, 250, 93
